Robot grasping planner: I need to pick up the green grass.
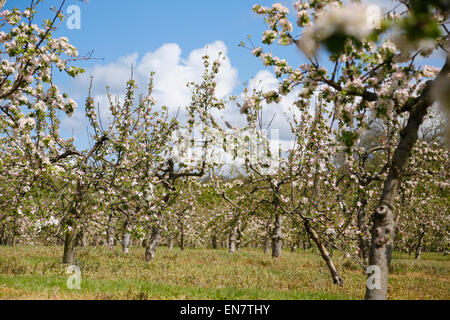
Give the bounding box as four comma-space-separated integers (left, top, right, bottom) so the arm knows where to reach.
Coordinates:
0, 246, 448, 300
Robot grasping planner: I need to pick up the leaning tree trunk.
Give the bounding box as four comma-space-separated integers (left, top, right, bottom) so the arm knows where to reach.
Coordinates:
145, 226, 161, 261
272, 213, 283, 258
62, 224, 77, 264
365, 57, 449, 300
304, 220, 344, 286
305, 137, 342, 285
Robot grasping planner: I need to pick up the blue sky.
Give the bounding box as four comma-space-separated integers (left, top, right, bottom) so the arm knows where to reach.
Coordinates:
5, 0, 447, 151
7, 0, 308, 148
20, 0, 303, 90
61, 0, 294, 83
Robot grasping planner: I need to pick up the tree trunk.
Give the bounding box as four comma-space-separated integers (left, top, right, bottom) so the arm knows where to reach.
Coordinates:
0, 225, 5, 245
307, 232, 312, 250
304, 220, 343, 286
365, 57, 449, 300
291, 242, 297, 252
62, 225, 77, 264
168, 236, 174, 250
295, 235, 301, 251
415, 246, 422, 260
75, 228, 87, 248
357, 197, 370, 266
122, 220, 131, 253
180, 222, 185, 251
236, 227, 242, 251
145, 226, 161, 261
212, 235, 218, 249
106, 215, 115, 250
264, 237, 271, 254
122, 232, 131, 253
81, 231, 87, 248
263, 216, 271, 254
415, 231, 425, 260
11, 218, 17, 247
229, 225, 237, 254
272, 213, 283, 258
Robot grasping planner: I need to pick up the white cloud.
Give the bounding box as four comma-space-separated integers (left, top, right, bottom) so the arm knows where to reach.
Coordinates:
71, 41, 238, 114
61, 108, 85, 133
64, 41, 302, 155
63, 41, 239, 140
241, 70, 300, 143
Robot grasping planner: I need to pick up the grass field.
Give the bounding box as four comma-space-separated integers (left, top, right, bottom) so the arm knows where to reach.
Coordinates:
0, 246, 448, 300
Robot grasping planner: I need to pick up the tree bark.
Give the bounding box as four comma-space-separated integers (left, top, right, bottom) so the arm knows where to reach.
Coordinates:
11, 218, 17, 247
145, 226, 161, 261
272, 213, 283, 258
81, 230, 87, 248
75, 228, 87, 248
122, 220, 131, 253
415, 231, 425, 260
236, 227, 242, 251
106, 215, 115, 250
0, 225, 4, 245
180, 222, 185, 251
415, 246, 422, 260
291, 242, 298, 252
229, 225, 237, 254
365, 57, 449, 300
122, 233, 131, 253
168, 235, 174, 250
62, 224, 77, 264
357, 197, 370, 266
263, 216, 271, 254
212, 235, 218, 249
304, 220, 344, 286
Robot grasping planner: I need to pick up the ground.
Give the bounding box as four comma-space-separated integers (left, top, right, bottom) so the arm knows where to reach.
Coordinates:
0, 246, 448, 300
